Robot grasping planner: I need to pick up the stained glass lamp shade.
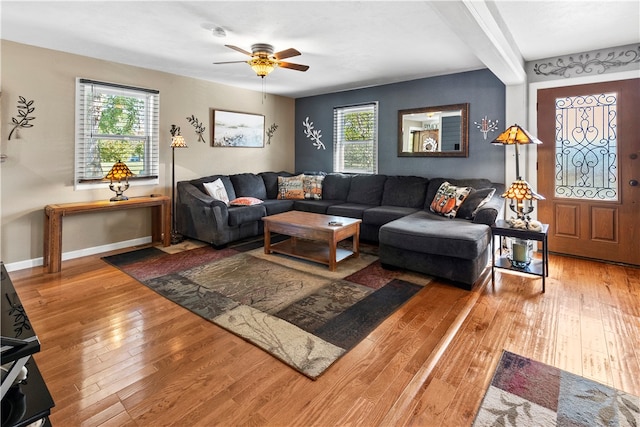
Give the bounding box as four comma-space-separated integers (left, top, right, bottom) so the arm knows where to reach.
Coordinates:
105, 160, 134, 201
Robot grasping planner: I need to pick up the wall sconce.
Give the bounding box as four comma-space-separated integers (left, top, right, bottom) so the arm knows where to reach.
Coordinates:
170, 125, 188, 244
105, 160, 134, 201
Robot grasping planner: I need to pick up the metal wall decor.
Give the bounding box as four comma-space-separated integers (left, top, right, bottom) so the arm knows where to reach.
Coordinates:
302, 116, 325, 150
266, 123, 278, 144
186, 115, 206, 143
8, 96, 36, 140
534, 46, 640, 78
474, 116, 499, 140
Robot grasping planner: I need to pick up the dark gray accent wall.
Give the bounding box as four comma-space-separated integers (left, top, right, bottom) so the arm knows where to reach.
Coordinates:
295, 69, 506, 183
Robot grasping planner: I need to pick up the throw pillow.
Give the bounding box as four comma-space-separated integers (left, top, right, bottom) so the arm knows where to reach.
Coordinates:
456, 188, 496, 220
203, 178, 230, 206
277, 174, 305, 200
303, 175, 324, 200
229, 197, 263, 206
429, 181, 472, 219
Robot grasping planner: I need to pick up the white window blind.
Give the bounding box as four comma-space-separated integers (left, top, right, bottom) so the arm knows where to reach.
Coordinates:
75, 78, 159, 188
333, 102, 378, 174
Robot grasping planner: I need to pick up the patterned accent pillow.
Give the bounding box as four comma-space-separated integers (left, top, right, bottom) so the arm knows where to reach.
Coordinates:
429, 181, 472, 219
202, 178, 230, 206
303, 175, 324, 200
229, 196, 263, 206
277, 174, 305, 200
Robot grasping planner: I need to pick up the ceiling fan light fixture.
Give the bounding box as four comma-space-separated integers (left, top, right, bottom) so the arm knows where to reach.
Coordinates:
249, 57, 278, 78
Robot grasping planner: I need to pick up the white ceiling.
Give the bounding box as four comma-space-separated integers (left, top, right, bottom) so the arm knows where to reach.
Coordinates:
2, 1, 638, 98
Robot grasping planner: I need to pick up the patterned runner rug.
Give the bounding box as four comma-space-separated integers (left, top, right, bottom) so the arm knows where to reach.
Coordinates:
473, 350, 639, 426
102, 239, 450, 379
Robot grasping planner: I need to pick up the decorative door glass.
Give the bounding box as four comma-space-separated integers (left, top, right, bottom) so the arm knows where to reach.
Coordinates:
554, 92, 618, 201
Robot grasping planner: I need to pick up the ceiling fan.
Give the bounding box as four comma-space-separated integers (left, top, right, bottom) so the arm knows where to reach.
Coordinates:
214, 43, 309, 78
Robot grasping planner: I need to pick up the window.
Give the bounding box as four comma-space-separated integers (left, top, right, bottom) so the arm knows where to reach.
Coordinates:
333, 102, 378, 174
75, 79, 159, 188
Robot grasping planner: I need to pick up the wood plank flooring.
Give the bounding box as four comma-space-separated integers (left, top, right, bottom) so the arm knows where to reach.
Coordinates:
7, 247, 639, 426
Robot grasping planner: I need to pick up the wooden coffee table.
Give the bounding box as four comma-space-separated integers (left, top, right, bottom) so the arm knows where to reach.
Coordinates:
262, 211, 361, 271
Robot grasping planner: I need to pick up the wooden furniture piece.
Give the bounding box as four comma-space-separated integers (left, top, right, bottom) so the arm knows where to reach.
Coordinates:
43, 196, 171, 273
1, 262, 55, 426
263, 211, 361, 271
491, 219, 549, 292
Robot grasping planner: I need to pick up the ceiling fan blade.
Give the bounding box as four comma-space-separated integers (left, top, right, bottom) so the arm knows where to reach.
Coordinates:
213, 60, 249, 65
225, 45, 252, 56
278, 61, 309, 72
273, 48, 301, 60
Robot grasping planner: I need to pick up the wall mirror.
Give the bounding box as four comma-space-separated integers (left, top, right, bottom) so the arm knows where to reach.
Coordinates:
398, 103, 469, 157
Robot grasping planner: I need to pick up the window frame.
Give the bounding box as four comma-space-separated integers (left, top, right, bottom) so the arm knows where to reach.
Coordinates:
74, 78, 160, 190
333, 102, 379, 174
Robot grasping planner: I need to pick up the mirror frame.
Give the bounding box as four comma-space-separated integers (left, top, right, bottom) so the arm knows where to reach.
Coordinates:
397, 103, 469, 157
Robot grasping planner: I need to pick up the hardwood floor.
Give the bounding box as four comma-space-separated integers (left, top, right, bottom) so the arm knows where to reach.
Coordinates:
8, 247, 639, 426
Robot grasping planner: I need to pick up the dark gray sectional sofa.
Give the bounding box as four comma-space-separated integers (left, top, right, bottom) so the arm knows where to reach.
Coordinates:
176, 172, 504, 290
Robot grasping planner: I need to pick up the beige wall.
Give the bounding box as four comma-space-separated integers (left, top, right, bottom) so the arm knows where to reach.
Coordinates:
0, 41, 295, 268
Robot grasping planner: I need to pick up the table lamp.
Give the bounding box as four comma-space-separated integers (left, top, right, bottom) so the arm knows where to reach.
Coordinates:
105, 160, 134, 201
492, 124, 545, 222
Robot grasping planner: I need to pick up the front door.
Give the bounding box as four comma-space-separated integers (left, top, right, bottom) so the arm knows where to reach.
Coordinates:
537, 79, 639, 266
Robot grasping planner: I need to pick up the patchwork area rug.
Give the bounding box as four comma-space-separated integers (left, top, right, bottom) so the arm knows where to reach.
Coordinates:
473, 351, 640, 426
103, 238, 434, 379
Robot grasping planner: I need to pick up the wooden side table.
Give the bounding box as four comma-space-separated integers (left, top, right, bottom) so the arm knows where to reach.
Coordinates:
491, 219, 549, 292
43, 196, 171, 273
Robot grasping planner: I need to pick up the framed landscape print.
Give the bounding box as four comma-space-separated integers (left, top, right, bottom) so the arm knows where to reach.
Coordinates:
211, 109, 265, 147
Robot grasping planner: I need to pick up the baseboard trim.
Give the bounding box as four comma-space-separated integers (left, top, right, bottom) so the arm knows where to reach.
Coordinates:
4, 237, 152, 272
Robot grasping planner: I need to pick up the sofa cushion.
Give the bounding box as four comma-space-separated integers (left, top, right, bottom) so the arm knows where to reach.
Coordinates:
230, 173, 268, 199
202, 178, 230, 205
429, 181, 472, 219
457, 187, 496, 220
260, 171, 293, 199
327, 203, 376, 219
230, 196, 263, 206
228, 204, 267, 226
262, 199, 295, 215
362, 206, 420, 226
303, 174, 324, 200
293, 199, 344, 214
379, 210, 491, 260
277, 174, 305, 200
346, 174, 387, 205
381, 175, 428, 208
322, 173, 352, 200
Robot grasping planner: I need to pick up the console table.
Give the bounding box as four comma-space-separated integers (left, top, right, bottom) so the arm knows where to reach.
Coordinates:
43, 196, 171, 273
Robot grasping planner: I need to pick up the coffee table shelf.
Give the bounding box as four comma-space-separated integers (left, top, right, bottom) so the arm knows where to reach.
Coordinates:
269, 238, 356, 267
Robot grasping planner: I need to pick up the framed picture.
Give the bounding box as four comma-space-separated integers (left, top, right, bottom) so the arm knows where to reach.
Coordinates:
211, 109, 265, 147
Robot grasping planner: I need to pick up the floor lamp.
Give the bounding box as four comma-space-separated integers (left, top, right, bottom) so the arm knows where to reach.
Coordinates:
169, 125, 188, 244
491, 124, 545, 222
